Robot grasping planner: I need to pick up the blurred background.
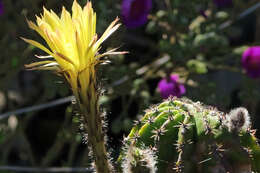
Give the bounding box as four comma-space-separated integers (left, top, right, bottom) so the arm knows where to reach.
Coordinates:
0, 0, 259, 172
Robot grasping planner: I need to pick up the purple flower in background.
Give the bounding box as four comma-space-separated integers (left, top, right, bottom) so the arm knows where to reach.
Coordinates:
213, 0, 232, 8
242, 46, 260, 78
158, 74, 186, 99
0, 1, 4, 15
121, 0, 152, 28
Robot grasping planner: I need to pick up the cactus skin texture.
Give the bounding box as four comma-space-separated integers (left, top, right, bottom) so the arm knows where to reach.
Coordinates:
118, 97, 260, 173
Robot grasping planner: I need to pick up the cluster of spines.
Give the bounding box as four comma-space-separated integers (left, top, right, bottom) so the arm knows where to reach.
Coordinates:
118, 97, 260, 173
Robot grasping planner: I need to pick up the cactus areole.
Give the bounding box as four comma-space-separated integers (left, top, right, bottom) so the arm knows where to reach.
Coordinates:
118, 97, 260, 173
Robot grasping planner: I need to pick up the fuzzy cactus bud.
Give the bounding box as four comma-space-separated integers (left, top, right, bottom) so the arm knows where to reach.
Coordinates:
227, 107, 250, 132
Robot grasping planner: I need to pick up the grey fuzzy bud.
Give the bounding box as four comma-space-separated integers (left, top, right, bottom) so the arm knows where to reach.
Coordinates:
227, 107, 251, 132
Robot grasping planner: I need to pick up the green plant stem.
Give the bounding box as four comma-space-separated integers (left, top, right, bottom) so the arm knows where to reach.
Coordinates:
77, 82, 111, 173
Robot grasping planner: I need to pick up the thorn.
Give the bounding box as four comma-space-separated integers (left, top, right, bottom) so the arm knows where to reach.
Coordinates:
205, 126, 213, 135
153, 107, 160, 115
151, 127, 167, 142
186, 139, 193, 145
208, 144, 226, 158
243, 147, 253, 158
131, 132, 140, 143
173, 164, 184, 173
133, 119, 142, 127
145, 116, 155, 124
249, 129, 257, 136
147, 106, 159, 115
168, 114, 175, 121
174, 121, 192, 135
167, 109, 175, 121
203, 118, 213, 135
198, 157, 212, 164
79, 123, 84, 130
149, 145, 158, 152
168, 96, 176, 106
218, 114, 224, 126
173, 151, 184, 173
122, 135, 129, 144
174, 143, 185, 152
174, 122, 193, 131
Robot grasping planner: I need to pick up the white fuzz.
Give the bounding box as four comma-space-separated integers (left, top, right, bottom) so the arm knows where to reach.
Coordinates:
227, 107, 251, 132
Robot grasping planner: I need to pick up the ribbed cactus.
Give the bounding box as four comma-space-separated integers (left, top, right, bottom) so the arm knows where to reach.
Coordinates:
118, 97, 260, 173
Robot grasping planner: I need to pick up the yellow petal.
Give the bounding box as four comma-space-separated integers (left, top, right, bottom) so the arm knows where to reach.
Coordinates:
23, 0, 124, 92
43, 7, 60, 30
27, 20, 56, 51
25, 60, 60, 71
75, 31, 84, 62
72, 0, 82, 19
44, 30, 63, 53
25, 60, 56, 68
50, 10, 60, 21
21, 37, 53, 55
28, 65, 60, 71
94, 17, 120, 51
95, 48, 128, 60
55, 52, 76, 67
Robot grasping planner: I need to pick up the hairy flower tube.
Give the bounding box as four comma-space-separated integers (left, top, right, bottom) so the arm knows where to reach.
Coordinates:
22, 1, 126, 173
242, 46, 260, 78
158, 74, 186, 99
121, 0, 152, 28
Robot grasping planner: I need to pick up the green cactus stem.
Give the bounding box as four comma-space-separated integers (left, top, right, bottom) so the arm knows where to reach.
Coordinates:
118, 97, 260, 173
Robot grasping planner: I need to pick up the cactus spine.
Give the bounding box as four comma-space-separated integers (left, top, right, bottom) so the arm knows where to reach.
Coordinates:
118, 97, 260, 173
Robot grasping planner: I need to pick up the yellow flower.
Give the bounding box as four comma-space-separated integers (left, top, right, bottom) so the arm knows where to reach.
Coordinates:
22, 0, 125, 98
